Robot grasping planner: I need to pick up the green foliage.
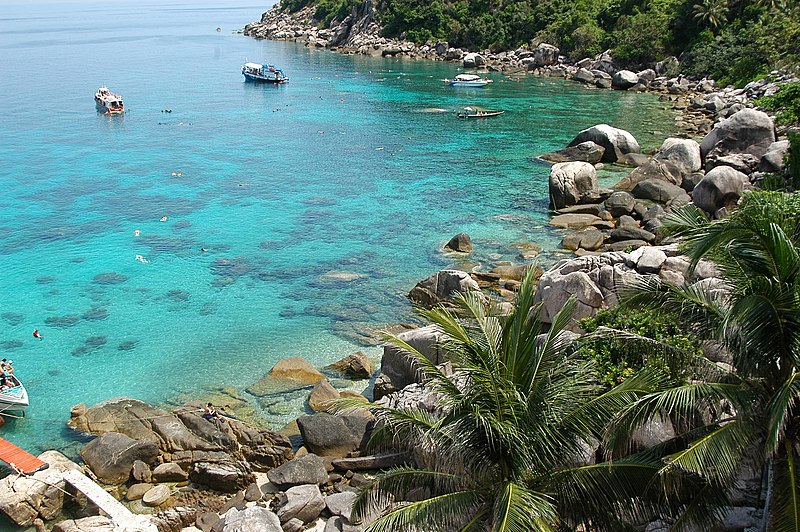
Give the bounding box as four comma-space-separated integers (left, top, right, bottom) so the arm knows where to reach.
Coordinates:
790, 133, 800, 189
615, 191, 800, 528
349, 268, 708, 530
313, 0, 359, 27
578, 307, 700, 389
291, 0, 798, 77
757, 82, 800, 125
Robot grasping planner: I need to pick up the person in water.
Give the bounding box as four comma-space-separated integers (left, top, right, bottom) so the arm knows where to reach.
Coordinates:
33, 329, 43, 340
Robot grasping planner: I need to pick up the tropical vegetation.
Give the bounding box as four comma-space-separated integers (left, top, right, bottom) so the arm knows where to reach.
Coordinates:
612, 190, 800, 529
279, 0, 800, 86
341, 268, 708, 531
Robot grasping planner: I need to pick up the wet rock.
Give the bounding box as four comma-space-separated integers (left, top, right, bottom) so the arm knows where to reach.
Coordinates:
80, 432, 159, 485
308, 380, 340, 412
268, 357, 326, 385
566, 124, 640, 163
267, 454, 328, 488
549, 161, 598, 209
327, 351, 373, 379
444, 232, 472, 253
407, 269, 481, 309
540, 141, 605, 164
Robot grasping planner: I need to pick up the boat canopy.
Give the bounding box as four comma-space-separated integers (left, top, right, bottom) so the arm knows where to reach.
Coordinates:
454, 74, 481, 81
244, 62, 263, 69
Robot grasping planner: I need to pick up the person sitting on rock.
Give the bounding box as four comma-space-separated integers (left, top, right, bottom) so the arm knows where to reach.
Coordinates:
202, 402, 219, 421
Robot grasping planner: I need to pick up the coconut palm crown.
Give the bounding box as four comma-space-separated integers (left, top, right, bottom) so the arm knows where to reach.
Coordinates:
615, 191, 800, 530
345, 266, 705, 531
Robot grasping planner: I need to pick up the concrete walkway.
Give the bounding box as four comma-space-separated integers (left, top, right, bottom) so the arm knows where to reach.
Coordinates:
63, 469, 158, 532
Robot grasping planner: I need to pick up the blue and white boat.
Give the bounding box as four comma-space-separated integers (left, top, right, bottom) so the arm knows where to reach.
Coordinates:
0, 374, 28, 414
445, 74, 493, 87
242, 62, 288, 84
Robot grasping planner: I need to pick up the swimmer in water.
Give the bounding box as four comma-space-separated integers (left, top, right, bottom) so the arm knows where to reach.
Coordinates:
135, 255, 149, 264
171, 172, 177, 176
201, 248, 207, 253
134, 229, 141, 236
33, 329, 43, 340
160, 216, 168, 222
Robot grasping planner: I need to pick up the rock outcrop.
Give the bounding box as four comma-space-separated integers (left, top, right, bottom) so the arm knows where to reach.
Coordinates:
566, 124, 641, 163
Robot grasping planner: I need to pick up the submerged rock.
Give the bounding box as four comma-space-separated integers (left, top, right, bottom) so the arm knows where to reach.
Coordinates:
92, 272, 129, 285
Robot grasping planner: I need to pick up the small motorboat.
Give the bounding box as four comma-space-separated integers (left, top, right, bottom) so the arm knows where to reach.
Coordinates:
457, 107, 505, 118
242, 62, 288, 84
445, 74, 493, 87
95, 86, 124, 114
0, 374, 29, 414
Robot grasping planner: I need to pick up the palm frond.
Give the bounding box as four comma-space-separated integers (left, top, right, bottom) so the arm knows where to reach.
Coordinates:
770, 442, 800, 531
492, 481, 557, 532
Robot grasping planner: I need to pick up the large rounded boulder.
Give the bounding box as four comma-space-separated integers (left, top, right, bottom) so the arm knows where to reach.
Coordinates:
611, 70, 639, 90
79, 432, 159, 485
567, 124, 640, 163
549, 161, 598, 209
407, 269, 481, 309
700, 108, 776, 162
533, 43, 559, 67
692, 166, 748, 214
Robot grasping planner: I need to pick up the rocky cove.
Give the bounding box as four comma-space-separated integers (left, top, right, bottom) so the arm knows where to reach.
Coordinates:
2, 3, 799, 532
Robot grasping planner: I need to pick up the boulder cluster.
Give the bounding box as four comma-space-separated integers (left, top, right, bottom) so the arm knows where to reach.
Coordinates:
541, 106, 782, 255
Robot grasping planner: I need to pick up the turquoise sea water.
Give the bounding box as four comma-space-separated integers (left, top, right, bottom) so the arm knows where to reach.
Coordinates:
0, 0, 676, 465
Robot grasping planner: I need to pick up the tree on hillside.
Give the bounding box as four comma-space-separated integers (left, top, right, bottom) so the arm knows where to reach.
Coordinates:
613, 191, 800, 529
344, 268, 707, 531
692, 0, 729, 30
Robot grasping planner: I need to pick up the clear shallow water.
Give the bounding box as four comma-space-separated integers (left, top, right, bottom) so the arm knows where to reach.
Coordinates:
0, 0, 676, 461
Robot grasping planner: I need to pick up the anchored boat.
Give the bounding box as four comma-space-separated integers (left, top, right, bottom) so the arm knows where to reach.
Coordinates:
0, 374, 28, 414
95, 86, 124, 114
457, 107, 505, 118
242, 62, 288, 84
445, 74, 493, 87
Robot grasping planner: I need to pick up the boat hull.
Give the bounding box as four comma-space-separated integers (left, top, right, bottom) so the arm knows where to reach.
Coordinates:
243, 72, 288, 84
95, 98, 124, 114
0, 387, 28, 413
448, 81, 489, 87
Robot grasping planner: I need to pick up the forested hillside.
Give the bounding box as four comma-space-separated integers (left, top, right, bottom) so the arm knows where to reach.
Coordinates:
280, 0, 799, 86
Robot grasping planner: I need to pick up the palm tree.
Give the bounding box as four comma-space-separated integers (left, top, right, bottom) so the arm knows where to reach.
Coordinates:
613, 191, 800, 529
693, 0, 729, 30
344, 267, 705, 531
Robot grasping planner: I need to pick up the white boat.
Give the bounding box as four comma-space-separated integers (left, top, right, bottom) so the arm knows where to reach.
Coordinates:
445, 74, 493, 87
242, 62, 288, 84
95, 86, 124, 114
0, 374, 28, 414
